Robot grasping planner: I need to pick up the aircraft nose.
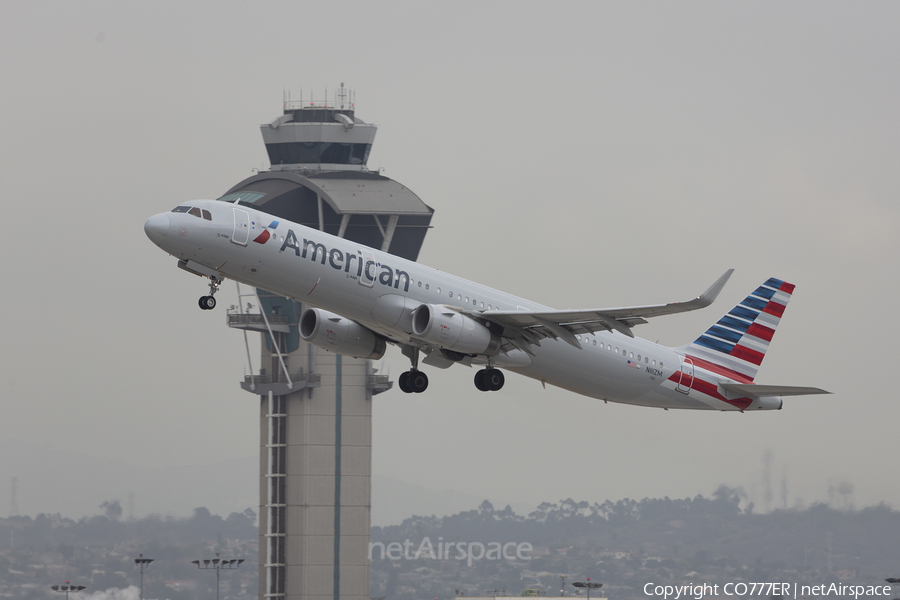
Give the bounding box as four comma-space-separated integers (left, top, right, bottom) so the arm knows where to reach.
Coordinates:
144, 213, 171, 245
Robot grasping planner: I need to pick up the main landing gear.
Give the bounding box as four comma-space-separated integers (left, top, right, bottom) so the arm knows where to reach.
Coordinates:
198, 275, 223, 310
396, 346, 506, 394
474, 368, 505, 392
398, 370, 429, 394
398, 345, 429, 393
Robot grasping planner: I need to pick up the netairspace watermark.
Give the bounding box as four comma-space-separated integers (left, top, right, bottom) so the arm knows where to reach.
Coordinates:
369, 537, 532, 567
643, 582, 895, 600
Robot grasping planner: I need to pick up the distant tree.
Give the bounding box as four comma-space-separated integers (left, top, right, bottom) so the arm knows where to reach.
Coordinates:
100, 500, 122, 521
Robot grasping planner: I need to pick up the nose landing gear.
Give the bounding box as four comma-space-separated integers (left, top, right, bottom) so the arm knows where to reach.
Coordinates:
199, 275, 223, 310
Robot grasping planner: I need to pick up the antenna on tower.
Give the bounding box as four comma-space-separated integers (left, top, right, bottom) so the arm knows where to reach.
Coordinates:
338, 82, 347, 110
9, 477, 19, 517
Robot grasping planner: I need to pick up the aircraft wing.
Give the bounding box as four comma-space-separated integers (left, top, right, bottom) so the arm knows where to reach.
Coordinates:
461, 269, 734, 353
719, 383, 831, 397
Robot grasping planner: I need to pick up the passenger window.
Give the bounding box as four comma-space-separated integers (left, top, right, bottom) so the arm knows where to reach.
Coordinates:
652, 360, 656, 366
465, 296, 469, 303
457, 294, 461, 301
645, 357, 649, 363
437, 287, 441, 294
189, 207, 202, 218
592, 339, 597, 346
202, 210, 212, 220
426, 284, 430, 290
418, 281, 422, 287
660, 362, 664, 368
637, 354, 641, 361
480, 302, 484, 308
488, 304, 492, 310
448, 291, 453, 297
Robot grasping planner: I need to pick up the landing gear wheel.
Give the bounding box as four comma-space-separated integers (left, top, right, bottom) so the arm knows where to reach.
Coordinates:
398, 370, 427, 394
408, 370, 429, 393
484, 368, 505, 391
398, 371, 411, 393
474, 369, 488, 392
198, 275, 223, 310
399, 346, 428, 394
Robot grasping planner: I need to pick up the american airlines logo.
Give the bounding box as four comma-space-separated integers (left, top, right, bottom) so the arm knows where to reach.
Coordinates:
279, 229, 411, 293
252, 220, 280, 244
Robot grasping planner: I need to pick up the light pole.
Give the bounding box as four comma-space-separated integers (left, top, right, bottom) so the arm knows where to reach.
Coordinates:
885, 578, 899, 600
572, 579, 603, 600
134, 554, 154, 600
50, 582, 86, 599
192, 552, 245, 600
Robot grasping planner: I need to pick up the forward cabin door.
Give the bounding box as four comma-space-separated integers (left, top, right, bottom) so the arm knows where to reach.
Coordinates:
232, 207, 250, 246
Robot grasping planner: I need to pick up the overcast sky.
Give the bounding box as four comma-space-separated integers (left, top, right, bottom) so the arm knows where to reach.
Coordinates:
1, 1, 898, 521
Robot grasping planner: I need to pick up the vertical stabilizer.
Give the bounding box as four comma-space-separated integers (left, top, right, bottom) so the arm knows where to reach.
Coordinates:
681, 278, 795, 382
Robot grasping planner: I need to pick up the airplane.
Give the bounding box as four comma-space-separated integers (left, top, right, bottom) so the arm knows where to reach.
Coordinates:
144, 199, 829, 410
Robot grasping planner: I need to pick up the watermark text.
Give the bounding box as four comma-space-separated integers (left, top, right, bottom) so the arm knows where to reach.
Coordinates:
369, 537, 532, 567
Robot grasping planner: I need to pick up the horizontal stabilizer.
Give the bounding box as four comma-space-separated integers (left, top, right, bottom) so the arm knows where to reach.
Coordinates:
719, 383, 831, 397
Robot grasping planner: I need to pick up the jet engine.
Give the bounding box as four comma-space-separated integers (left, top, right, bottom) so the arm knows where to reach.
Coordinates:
299, 308, 386, 359
411, 304, 501, 356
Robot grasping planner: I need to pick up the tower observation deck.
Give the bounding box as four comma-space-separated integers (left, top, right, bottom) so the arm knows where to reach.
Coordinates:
263, 89, 375, 172
223, 87, 433, 600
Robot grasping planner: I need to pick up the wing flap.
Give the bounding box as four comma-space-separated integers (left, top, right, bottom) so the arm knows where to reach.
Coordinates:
462, 269, 734, 346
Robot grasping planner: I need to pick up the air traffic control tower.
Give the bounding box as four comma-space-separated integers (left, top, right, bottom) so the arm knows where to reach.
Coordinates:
225, 87, 433, 600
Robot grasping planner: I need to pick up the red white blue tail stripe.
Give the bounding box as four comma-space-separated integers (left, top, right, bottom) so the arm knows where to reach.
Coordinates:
683, 277, 795, 382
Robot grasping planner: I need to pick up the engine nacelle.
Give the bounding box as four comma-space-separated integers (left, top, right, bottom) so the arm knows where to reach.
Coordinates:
411, 304, 501, 356
299, 308, 386, 360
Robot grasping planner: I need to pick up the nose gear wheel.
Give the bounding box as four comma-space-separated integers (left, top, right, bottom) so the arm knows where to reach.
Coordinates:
198, 275, 223, 310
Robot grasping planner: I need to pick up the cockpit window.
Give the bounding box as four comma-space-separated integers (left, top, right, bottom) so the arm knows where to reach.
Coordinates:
171, 205, 211, 220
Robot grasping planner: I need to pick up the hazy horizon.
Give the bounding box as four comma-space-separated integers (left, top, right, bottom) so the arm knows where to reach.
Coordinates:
2, 1, 898, 521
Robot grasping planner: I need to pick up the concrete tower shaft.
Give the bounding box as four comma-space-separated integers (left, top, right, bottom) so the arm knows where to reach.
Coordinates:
226, 93, 433, 600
